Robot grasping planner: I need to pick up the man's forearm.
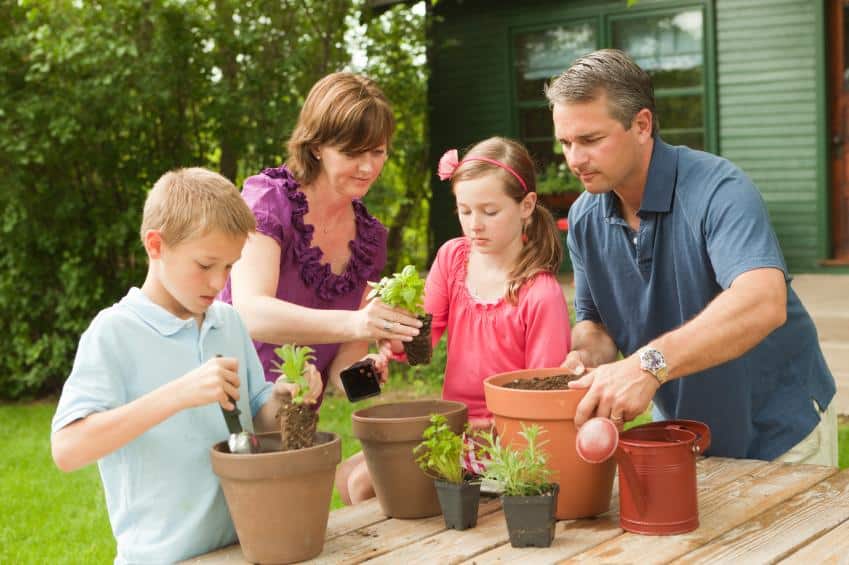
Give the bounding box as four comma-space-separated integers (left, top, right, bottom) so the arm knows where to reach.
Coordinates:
571, 320, 619, 367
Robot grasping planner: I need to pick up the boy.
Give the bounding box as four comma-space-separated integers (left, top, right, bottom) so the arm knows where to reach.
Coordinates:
51, 167, 322, 563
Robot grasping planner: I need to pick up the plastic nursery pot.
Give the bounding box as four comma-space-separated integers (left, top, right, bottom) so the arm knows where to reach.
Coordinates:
501, 484, 560, 548
210, 431, 341, 564
434, 479, 481, 531
352, 399, 467, 518
484, 367, 615, 520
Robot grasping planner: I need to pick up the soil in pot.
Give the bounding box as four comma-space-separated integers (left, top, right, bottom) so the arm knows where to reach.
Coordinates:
276, 391, 317, 451
434, 479, 481, 530
502, 374, 579, 390
502, 484, 560, 548
404, 313, 433, 365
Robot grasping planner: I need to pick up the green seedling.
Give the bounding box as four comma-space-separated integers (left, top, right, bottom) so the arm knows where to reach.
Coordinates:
477, 424, 554, 496
367, 264, 426, 316
414, 414, 469, 484
270, 344, 316, 405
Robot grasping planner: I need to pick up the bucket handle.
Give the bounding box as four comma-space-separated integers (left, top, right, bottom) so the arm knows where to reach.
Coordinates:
664, 422, 711, 455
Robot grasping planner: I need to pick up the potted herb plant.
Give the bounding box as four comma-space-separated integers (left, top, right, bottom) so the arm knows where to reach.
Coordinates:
271, 344, 318, 450
536, 162, 584, 216
210, 343, 339, 564
414, 414, 481, 530
478, 424, 559, 548
368, 264, 432, 365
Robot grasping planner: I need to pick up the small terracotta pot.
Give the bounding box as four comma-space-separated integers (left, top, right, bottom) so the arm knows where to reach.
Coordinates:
484, 367, 615, 520
352, 400, 467, 518
210, 431, 341, 564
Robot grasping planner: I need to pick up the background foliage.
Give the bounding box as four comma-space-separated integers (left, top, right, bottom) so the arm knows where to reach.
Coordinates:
0, 0, 430, 399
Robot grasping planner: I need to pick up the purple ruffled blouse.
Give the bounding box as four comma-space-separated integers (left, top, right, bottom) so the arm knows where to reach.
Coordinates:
219, 165, 388, 405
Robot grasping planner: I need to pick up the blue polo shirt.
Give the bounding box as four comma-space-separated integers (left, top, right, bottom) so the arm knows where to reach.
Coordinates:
52, 288, 273, 564
567, 138, 835, 459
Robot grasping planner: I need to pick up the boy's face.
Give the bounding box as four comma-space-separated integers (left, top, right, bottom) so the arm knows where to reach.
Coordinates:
146, 229, 246, 321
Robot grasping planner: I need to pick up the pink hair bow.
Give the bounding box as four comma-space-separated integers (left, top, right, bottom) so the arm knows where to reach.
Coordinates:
437, 149, 460, 181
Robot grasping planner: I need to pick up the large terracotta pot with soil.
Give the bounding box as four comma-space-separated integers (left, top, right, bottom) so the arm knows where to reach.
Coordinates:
210, 431, 341, 564
352, 399, 467, 518
484, 367, 615, 520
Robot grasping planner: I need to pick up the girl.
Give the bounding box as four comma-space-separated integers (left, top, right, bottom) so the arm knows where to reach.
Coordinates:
422, 136, 572, 429
340, 137, 572, 503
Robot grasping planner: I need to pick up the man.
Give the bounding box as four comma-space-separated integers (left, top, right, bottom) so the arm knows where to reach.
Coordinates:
551, 49, 837, 463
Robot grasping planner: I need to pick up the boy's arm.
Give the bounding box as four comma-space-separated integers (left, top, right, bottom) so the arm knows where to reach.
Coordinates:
52, 357, 241, 472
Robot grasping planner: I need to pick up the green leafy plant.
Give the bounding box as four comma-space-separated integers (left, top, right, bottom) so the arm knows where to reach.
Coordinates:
270, 344, 316, 405
414, 414, 470, 484
367, 264, 425, 315
478, 424, 554, 496
536, 162, 584, 195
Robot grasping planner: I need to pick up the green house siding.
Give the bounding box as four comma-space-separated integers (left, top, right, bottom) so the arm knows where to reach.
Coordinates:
428, 0, 827, 270
716, 0, 824, 270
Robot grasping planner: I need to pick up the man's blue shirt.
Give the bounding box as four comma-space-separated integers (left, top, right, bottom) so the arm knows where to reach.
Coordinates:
567, 138, 835, 459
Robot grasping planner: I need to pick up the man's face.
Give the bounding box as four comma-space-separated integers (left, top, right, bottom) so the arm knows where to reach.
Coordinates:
552, 92, 646, 194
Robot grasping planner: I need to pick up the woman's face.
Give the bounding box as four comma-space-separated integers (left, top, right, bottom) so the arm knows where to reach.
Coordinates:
316, 144, 388, 199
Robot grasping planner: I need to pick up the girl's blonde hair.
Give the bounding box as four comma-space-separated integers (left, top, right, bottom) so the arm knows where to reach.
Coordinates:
140, 167, 256, 246
451, 137, 563, 303
286, 72, 395, 185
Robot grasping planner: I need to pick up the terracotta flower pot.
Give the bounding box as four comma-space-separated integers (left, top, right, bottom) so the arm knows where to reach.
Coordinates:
484, 367, 615, 519
352, 400, 467, 518
210, 431, 341, 564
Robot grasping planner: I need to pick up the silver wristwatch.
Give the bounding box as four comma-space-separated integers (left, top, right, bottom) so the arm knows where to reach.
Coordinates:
638, 346, 668, 385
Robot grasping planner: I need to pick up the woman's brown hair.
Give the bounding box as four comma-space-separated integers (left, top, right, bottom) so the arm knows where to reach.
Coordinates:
286, 72, 395, 185
450, 137, 563, 303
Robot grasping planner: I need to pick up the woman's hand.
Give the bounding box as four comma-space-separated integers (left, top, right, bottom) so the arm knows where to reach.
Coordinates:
274, 364, 324, 404
353, 299, 422, 342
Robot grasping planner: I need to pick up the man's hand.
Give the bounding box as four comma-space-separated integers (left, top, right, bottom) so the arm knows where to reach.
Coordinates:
561, 349, 593, 376
274, 364, 324, 404
568, 354, 659, 427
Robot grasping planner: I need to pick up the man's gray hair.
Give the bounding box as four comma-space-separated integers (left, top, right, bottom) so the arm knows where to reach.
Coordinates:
545, 49, 658, 135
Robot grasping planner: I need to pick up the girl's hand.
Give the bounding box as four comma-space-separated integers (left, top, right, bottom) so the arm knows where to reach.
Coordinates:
468, 417, 495, 433
362, 352, 389, 384
274, 364, 324, 404
378, 338, 405, 358
175, 356, 241, 410
353, 299, 422, 342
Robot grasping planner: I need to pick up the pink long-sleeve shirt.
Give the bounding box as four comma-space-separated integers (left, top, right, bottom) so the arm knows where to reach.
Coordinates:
426, 237, 571, 419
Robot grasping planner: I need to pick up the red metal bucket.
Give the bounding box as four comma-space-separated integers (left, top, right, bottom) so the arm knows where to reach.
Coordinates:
616, 420, 711, 535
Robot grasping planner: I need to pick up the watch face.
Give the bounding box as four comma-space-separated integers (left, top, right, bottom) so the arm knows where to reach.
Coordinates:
641, 348, 664, 371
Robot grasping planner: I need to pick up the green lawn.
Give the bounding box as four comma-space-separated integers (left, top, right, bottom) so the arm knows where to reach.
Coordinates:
2, 390, 847, 563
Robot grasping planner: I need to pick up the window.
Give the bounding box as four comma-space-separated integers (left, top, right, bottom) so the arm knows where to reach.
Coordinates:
512, 4, 711, 175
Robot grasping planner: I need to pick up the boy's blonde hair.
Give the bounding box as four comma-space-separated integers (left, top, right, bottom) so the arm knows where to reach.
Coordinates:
140, 167, 256, 246
286, 72, 394, 185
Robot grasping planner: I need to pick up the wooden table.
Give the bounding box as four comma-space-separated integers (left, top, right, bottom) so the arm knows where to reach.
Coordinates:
187, 458, 849, 564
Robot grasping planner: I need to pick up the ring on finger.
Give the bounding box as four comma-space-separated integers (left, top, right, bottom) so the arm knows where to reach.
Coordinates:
382, 320, 391, 331
611, 414, 624, 424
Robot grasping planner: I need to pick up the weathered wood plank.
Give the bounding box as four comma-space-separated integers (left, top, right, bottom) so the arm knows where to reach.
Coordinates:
558, 462, 837, 564
668, 468, 849, 564
777, 507, 849, 564
461, 458, 768, 564
312, 497, 503, 565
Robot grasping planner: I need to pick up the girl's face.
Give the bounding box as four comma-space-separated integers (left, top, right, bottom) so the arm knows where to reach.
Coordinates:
316, 143, 388, 199
454, 173, 535, 255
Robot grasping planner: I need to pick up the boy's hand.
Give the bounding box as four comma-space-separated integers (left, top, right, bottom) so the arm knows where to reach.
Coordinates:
177, 356, 241, 411
274, 364, 323, 404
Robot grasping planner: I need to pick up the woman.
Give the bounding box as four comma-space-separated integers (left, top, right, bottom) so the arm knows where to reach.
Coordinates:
219, 72, 421, 503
